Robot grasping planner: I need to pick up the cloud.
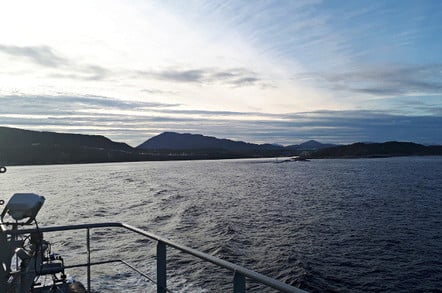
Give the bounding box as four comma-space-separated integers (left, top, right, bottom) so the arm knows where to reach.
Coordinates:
140, 67, 263, 87
141, 88, 179, 95
78, 64, 112, 81
0, 44, 111, 81
169, 0, 351, 70
0, 44, 68, 67
48, 64, 111, 81
1, 94, 441, 146
0, 49, 262, 88
155, 69, 206, 83
297, 64, 442, 97
0, 44, 264, 87
0, 94, 178, 115
229, 77, 260, 87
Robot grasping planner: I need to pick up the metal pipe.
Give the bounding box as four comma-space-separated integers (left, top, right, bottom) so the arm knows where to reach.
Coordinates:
65, 259, 174, 293
120, 223, 305, 293
87, 228, 91, 293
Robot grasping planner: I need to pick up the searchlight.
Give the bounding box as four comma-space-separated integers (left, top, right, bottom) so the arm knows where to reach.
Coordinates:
1, 193, 45, 224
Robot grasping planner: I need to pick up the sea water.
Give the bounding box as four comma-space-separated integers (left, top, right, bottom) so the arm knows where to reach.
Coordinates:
1, 156, 441, 292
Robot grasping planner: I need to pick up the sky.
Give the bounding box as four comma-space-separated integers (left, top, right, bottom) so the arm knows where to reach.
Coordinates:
0, 0, 441, 146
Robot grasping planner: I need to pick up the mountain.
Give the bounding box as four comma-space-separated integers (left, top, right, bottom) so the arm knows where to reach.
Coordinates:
1, 127, 333, 165
286, 140, 336, 151
136, 132, 301, 158
0, 126, 137, 165
137, 132, 284, 152
304, 141, 442, 159
4, 126, 439, 165
0, 126, 132, 150
0, 127, 300, 165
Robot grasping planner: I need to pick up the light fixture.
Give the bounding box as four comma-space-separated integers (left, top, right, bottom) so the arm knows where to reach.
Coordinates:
0, 193, 45, 224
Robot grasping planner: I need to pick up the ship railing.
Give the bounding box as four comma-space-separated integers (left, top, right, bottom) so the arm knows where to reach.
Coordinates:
6, 222, 307, 293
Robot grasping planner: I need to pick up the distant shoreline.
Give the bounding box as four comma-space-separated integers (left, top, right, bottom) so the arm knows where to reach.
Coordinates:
1, 126, 441, 166
4, 154, 442, 168
301, 141, 442, 160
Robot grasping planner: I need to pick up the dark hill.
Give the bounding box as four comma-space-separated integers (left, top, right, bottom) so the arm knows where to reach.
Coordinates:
4, 127, 438, 165
0, 126, 132, 150
305, 141, 442, 159
286, 140, 336, 151
136, 132, 299, 158
137, 132, 284, 152
0, 126, 136, 165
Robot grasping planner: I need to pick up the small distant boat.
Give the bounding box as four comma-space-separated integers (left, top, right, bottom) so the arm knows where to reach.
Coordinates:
293, 157, 310, 162
0, 166, 307, 293
275, 157, 310, 163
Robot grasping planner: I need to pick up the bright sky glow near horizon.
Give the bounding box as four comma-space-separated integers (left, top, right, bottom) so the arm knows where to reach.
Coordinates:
0, 0, 441, 146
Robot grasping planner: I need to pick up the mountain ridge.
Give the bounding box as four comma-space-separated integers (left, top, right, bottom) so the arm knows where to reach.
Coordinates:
0, 126, 137, 165
303, 141, 442, 159
1, 126, 441, 165
137, 131, 286, 151
286, 140, 336, 150
0, 126, 132, 150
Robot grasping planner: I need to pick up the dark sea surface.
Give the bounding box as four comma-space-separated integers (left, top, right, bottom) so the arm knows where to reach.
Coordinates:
1, 156, 442, 292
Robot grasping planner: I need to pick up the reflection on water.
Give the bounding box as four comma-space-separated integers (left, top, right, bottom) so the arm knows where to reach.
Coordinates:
1, 157, 442, 292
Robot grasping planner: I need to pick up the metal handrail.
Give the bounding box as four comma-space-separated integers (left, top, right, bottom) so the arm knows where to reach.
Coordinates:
6, 222, 307, 293
65, 259, 173, 293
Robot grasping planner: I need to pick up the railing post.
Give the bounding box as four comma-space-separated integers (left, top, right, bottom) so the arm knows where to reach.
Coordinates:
233, 271, 246, 293
157, 241, 167, 293
87, 228, 91, 293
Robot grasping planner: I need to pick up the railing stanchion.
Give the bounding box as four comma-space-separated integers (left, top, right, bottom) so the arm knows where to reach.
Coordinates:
87, 228, 91, 293
233, 271, 246, 293
157, 241, 167, 293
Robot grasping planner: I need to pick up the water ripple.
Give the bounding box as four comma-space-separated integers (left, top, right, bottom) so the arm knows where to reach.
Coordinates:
1, 157, 441, 292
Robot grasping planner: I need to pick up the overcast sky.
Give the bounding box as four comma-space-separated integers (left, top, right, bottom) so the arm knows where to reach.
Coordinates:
0, 0, 441, 146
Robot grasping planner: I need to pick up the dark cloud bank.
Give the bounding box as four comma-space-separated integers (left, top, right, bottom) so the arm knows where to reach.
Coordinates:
1, 94, 441, 146
297, 63, 442, 97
